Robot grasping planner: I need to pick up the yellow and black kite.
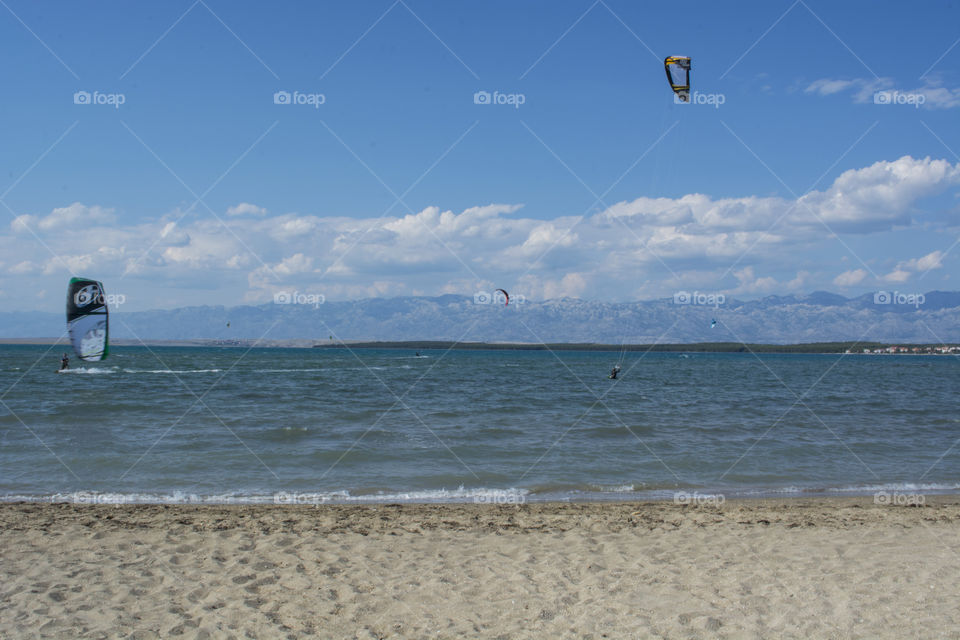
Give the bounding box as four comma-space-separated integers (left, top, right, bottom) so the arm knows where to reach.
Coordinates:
664, 56, 691, 102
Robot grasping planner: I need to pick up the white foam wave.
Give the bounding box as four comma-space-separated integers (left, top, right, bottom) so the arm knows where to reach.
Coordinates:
59, 367, 116, 375
2, 486, 532, 505
122, 368, 222, 374
590, 484, 637, 493
818, 482, 960, 494
251, 368, 325, 373
4, 483, 958, 506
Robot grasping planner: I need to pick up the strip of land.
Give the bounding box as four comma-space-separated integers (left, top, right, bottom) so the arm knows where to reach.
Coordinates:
2, 498, 958, 638
4, 338, 959, 353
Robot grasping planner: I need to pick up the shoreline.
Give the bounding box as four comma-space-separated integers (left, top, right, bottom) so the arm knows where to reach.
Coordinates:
4, 494, 960, 527
3, 498, 959, 638
4, 482, 960, 507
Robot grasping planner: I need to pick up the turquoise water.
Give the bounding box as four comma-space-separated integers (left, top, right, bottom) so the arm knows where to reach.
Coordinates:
1, 345, 958, 503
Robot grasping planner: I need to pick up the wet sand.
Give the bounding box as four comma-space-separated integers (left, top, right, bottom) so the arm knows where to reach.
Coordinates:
2, 498, 959, 638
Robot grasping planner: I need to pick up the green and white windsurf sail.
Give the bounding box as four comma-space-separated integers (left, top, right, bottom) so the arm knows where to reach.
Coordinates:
66, 277, 109, 361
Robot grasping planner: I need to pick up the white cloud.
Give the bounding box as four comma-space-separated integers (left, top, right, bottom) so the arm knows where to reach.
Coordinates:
805, 77, 960, 109
1, 158, 956, 308
10, 202, 115, 233
226, 202, 267, 217
730, 266, 779, 295
883, 268, 912, 284
799, 156, 960, 231
273, 253, 314, 276
833, 268, 867, 287
805, 78, 859, 96
517, 272, 588, 300
904, 250, 944, 272
883, 250, 946, 284
8, 260, 39, 275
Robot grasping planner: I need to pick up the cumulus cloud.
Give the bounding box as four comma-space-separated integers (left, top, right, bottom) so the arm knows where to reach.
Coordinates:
904, 250, 944, 272
1, 157, 956, 307
8, 260, 39, 275
799, 156, 960, 231
11, 202, 115, 233
226, 203, 267, 217
833, 268, 868, 287
883, 250, 946, 283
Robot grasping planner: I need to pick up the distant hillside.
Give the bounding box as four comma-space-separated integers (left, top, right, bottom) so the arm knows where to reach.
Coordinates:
3, 291, 960, 344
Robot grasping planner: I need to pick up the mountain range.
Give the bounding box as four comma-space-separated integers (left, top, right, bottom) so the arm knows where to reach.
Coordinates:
3, 291, 960, 345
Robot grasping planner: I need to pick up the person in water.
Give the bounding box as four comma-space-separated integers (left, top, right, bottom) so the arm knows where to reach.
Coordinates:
609, 365, 620, 379
59, 353, 69, 371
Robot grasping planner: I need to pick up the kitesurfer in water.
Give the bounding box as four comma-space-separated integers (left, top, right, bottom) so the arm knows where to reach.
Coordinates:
609, 364, 620, 379
59, 353, 69, 371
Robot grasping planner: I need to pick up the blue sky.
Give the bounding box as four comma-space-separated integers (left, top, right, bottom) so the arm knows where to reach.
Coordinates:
1, 0, 958, 311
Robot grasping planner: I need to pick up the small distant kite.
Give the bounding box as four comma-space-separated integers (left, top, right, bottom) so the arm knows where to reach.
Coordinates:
710, 319, 717, 329
495, 288, 510, 306
664, 56, 691, 102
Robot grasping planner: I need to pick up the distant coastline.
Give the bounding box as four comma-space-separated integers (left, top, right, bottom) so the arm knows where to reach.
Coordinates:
318, 341, 960, 354
3, 338, 958, 354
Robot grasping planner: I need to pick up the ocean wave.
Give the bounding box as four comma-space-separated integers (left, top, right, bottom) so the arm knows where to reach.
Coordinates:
1, 486, 532, 505
590, 484, 638, 492
3, 482, 959, 505
122, 369, 222, 374
244, 368, 326, 373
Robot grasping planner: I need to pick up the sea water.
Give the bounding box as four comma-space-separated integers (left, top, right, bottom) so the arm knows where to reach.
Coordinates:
1, 345, 957, 503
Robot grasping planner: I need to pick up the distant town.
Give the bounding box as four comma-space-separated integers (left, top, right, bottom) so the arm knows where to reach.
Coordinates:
851, 345, 960, 355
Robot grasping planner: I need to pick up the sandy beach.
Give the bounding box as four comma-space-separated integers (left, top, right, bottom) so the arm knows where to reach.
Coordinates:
2, 498, 959, 639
